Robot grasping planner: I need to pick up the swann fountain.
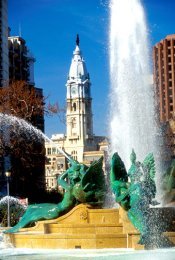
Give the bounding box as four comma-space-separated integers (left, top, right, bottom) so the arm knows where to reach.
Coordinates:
1, 0, 175, 259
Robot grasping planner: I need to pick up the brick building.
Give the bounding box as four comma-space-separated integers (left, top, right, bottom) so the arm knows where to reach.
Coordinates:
153, 34, 175, 157
153, 34, 175, 122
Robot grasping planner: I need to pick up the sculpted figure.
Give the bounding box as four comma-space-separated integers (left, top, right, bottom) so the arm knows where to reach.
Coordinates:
127, 150, 156, 243
5, 156, 105, 233
161, 159, 175, 205
110, 150, 156, 245
110, 152, 130, 211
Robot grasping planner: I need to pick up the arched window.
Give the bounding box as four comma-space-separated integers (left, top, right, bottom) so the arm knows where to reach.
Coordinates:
73, 103, 76, 111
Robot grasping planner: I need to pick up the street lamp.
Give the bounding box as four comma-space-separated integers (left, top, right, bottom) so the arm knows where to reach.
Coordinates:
5, 170, 11, 227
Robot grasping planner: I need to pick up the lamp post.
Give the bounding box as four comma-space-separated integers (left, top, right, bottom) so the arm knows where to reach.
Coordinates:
5, 170, 11, 227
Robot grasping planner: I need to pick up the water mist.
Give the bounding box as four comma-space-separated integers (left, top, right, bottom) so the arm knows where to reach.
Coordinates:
0, 113, 70, 161
109, 0, 168, 196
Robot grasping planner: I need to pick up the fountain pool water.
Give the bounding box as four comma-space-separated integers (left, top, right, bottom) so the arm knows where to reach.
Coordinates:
0, 246, 175, 260
0, 230, 175, 260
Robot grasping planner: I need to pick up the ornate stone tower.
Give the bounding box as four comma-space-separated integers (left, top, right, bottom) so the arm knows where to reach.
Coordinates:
65, 35, 95, 161
45, 36, 108, 189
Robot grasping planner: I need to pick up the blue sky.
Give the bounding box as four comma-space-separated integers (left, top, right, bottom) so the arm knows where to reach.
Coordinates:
8, 0, 175, 138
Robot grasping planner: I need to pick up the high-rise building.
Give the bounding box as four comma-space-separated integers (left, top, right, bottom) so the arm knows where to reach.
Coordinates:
45, 36, 108, 191
8, 35, 44, 132
153, 34, 175, 122
8, 36, 35, 85
0, 0, 9, 87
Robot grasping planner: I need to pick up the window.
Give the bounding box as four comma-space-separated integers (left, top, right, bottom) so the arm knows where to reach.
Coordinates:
71, 150, 77, 160
72, 118, 76, 128
169, 81, 172, 87
47, 148, 51, 155
52, 147, 56, 154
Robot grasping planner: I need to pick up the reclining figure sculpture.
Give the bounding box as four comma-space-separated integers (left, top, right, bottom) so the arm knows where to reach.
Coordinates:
5, 156, 105, 233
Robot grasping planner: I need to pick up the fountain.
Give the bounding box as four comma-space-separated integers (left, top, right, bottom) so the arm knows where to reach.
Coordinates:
0, 113, 71, 161
0, 0, 175, 258
109, 0, 170, 195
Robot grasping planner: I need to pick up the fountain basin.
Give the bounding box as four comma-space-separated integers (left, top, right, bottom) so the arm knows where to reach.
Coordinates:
3, 203, 174, 250
4, 204, 175, 250
4, 204, 143, 249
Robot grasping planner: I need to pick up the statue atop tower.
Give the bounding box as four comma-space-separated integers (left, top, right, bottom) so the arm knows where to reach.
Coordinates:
76, 34, 79, 46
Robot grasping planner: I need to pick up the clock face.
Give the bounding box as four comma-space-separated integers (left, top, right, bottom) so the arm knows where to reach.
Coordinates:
71, 86, 77, 96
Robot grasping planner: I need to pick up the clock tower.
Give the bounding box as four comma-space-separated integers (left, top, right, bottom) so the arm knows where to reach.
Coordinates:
65, 35, 94, 161
45, 36, 109, 188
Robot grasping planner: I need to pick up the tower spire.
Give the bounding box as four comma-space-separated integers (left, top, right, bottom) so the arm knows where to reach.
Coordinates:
76, 34, 79, 46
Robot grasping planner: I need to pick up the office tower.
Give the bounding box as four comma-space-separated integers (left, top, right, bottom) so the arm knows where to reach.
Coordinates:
8, 36, 35, 85
0, 0, 9, 87
153, 34, 175, 122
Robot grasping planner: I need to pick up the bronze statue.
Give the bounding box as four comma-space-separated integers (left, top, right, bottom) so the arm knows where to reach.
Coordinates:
110, 150, 156, 244
5, 156, 105, 233
161, 159, 175, 204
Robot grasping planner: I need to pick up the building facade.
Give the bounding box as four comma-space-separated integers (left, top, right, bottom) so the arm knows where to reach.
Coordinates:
153, 34, 175, 122
0, 0, 9, 87
8, 35, 44, 132
8, 36, 35, 85
153, 34, 175, 157
45, 36, 108, 191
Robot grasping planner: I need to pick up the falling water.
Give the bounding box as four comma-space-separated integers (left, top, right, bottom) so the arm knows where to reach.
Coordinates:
0, 113, 70, 161
109, 0, 168, 193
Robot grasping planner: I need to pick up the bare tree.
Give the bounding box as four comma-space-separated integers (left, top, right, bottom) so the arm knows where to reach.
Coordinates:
0, 80, 64, 120
0, 80, 65, 202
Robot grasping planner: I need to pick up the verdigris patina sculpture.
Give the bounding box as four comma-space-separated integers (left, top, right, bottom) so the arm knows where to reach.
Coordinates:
5, 156, 105, 233
161, 159, 175, 204
110, 150, 156, 244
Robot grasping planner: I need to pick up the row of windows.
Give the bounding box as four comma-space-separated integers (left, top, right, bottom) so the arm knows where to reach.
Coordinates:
46, 163, 64, 175
46, 147, 62, 155
46, 178, 57, 189
156, 72, 174, 80
70, 139, 77, 144
162, 96, 174, 103
166, 40, 175, 47
155, 41, 175, 51
162, 105, 174, 112
71, 150, 77, 160
155, 56, 175, 65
